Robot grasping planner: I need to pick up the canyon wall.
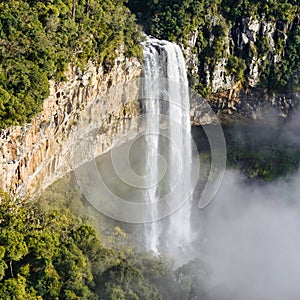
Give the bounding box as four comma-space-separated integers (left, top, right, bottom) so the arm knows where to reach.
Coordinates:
1, 15, 299, 196
188, 15, 299, 125
0, 55, 142, 197
185, 15, 299, 92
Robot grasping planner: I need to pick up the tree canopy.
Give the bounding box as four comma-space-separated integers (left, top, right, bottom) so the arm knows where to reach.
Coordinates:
0, 191, 162, 299
0, 0, 142, 128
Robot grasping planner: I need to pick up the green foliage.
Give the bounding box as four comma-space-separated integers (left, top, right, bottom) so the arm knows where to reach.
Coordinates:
37, 173, 208, 299
227, 145, 300, 180
0, 192, 162, 299
224, 126, 300, 180
220, 0, 299, 93
128, 0, 299, 95
258, 21, 300, 92
0, 0, 142, 128
220, 0, 298, 22
226, 55, 247, 82
128, 0, 223, 44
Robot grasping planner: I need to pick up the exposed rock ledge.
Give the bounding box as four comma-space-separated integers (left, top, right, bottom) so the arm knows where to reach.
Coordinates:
190, 88, 300, 126
0, 56, 142, 197
1, 52, 298, 197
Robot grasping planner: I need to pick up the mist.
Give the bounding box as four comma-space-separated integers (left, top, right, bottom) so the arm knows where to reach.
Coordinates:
74, 118, 300, 299
196, 169, 300, 300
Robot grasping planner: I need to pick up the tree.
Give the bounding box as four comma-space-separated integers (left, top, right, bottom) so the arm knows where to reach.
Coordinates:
0, 192, 163, 299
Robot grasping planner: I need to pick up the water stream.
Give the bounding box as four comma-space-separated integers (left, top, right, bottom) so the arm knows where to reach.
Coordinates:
142, 37, 194, 254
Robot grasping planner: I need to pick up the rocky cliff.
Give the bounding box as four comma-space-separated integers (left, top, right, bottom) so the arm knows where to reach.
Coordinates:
185, 14, 299, 91
187, 15, 299, 125
1, 15, 299, 196
0, 55, 142, 197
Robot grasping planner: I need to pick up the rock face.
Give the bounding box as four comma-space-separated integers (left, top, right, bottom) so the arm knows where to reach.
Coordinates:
186, 15, 298, 92
1, 17, 299, 196
190, 88, 300, 126
0, 56, 142, 197
186, 15, 299, 124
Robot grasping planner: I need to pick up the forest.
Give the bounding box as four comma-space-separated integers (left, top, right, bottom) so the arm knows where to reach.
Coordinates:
0, 191, 162, 299
0, 0, 142, 128
0, 182, 206, 299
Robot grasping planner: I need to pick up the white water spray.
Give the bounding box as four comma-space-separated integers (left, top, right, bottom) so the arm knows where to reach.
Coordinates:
142, 37, 194, 254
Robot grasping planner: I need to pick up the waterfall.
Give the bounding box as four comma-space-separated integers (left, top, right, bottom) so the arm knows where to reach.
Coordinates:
142, 37, 194, 255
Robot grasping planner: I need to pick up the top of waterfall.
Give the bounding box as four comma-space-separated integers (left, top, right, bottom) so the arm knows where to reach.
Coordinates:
142, 35, 177, 47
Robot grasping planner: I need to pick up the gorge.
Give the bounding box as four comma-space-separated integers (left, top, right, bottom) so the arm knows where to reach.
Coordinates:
0, 0, 300, 298
70, 37, 202, 258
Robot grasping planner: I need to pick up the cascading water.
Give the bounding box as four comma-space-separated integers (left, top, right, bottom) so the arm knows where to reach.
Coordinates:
142, 37, 194, 255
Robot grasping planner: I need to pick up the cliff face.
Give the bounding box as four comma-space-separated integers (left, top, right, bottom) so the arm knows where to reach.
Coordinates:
187, 15, 299, 125
1, 18, 299, 196
0, 55, 142, 197
190, 89, 299, 126
185, 15, 298, 92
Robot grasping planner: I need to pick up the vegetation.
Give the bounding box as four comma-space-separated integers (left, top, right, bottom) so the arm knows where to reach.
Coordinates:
0, 191, 162, 299
192, 125, 300, 181
128, 0, 299, 95
0, 0, 142, 128
220, 0, 298, 21
0, 175, 207, 299
0, 0, 298, 128
227, 142, 300, 180
258, 21, 300, 92
226, 55, 247, 82
224, 125, 300, 180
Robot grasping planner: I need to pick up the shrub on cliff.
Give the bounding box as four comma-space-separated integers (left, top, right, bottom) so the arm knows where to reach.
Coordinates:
128, 0, 299, 95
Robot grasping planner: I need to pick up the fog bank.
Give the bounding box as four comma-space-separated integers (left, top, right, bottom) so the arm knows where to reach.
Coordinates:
197, 170, 300, 300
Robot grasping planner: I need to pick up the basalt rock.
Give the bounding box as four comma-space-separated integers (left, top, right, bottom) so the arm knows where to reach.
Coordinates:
0, 56, 142, 197
187, 14, 299, 124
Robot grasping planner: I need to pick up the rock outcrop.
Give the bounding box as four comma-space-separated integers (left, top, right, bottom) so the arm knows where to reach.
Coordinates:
0, 56, 142, 197
1, 16, 299, 196
186, 14, 299, 124
186, 15, 298, 93
190, 88, 299, 126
